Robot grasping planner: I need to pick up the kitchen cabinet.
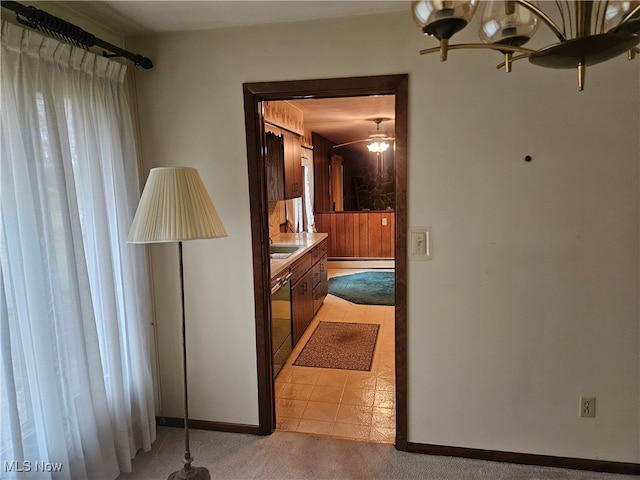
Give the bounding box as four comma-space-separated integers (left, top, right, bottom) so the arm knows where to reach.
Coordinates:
289, 238, 328, 345
292, 270, 313, 345
311, 240, 328, 316
265, 129, 302, 201
291, 254, 313, 345
266, 132, 285, 201
283, 131, 303, 199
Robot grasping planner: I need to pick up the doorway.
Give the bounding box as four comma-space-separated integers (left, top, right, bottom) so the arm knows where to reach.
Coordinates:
243, 74, 408, 450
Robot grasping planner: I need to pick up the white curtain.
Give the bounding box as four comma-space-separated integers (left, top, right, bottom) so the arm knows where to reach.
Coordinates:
301, 146, 315, 232
284, 198, 302, 232
0, 21, 155, 480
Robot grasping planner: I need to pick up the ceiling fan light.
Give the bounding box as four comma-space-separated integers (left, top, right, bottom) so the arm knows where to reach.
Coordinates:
368, 141, 390, 153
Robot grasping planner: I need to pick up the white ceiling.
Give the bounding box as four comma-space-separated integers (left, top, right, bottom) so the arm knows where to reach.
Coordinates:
58, 1, 409, 36
287, 96, 395, 151
55, 1, 404, 152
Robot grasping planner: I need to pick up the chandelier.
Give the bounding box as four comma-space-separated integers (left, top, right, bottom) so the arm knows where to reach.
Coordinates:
412, 1, 640, 90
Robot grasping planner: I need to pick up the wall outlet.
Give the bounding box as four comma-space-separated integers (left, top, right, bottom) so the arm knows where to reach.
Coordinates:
580, 396, 596, 418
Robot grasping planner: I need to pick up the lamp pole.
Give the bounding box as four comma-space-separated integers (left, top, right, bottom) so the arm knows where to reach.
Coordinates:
179, 241, 193, 472
168, 241, 209, 480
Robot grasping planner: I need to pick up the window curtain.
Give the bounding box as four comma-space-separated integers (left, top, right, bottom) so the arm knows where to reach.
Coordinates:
284, 198, 302, 232
1, 21, 155, 480
301, 146, 315, 232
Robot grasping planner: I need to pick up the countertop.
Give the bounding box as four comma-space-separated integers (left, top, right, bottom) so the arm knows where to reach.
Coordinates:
270, 232, 328, 279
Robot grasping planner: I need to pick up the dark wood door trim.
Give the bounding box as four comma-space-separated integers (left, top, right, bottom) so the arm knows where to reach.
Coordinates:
243, 74, 409, 449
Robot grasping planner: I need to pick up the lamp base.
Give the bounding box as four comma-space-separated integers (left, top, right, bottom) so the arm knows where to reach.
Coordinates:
167, 466, 211, 480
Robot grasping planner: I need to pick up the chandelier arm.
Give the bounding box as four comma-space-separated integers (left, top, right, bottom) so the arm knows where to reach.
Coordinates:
610, 3, 640, 32
420, 43, 536, 56
496, 53, 530, 70
554, 1, 568, 38
514, 0, 567, 42
595, 0, 604, 34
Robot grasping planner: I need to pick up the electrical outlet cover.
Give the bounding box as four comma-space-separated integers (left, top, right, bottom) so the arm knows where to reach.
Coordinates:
580, 396, 596, 418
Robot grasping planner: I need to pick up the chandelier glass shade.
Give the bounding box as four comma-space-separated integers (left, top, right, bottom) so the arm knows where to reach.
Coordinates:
478, 1, 539, 47
412, 0, 640, 90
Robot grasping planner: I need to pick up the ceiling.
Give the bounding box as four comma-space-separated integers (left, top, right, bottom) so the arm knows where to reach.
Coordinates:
58, 1, 408, 36
287, 96, 395, 152
54, 1, 404, 153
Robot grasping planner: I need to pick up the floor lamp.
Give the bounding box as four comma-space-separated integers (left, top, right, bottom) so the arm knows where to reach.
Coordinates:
128, 167, 227, 480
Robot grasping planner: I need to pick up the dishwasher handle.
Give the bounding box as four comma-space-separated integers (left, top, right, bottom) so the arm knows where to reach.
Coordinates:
271, 272, 292, 295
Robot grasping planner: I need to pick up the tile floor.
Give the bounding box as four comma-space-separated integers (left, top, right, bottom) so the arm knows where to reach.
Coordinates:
274, 268, 396, 444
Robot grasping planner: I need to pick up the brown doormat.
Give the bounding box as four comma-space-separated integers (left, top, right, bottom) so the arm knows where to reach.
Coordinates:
293, 321, 379, 371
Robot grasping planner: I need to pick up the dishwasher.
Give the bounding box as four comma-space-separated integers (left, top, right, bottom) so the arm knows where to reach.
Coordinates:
271, 270, 292, 378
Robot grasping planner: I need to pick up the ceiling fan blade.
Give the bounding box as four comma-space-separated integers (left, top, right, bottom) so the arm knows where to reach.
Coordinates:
333, 137, 395, 148
333, 138, 370, 148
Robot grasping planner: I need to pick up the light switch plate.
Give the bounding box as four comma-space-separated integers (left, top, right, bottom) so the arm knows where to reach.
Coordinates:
410, 227, 432, 261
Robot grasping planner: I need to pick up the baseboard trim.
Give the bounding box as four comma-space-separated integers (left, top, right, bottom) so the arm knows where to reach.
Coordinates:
155, 418, 638, 474
156, 416, 261, 435
405, 442, 640, 475
328, 259, 395, 269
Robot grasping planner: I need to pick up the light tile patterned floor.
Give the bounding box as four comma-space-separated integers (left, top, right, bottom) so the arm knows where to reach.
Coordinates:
275, 269, 396, 444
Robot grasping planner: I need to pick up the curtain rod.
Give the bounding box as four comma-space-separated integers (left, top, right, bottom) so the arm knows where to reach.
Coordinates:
1, 1, 153, 69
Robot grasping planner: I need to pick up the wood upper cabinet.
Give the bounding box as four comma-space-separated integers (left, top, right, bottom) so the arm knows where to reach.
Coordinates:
265, 128, 302, 201
283, 131, 303, 199
265, 131, 285, 202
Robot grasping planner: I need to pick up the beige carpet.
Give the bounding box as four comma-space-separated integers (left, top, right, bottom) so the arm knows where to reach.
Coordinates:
117, 427, 637, 480
293, 321, 379, 371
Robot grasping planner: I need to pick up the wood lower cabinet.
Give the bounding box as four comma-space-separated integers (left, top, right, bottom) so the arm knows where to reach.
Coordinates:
292, 270, 313, 345
290, 239, 328, 345
311, 240, 328, 316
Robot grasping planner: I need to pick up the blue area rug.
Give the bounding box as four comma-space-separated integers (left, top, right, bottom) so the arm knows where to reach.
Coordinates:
327, 271, 395, 306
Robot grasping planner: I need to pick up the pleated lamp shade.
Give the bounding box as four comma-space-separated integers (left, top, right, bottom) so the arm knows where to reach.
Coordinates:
128, 167, 227, 243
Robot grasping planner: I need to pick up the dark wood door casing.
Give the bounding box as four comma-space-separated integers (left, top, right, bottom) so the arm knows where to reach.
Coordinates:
242, 74, 409, 450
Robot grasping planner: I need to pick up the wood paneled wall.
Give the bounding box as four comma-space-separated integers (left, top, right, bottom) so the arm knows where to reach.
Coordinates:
314, 211, 395, 259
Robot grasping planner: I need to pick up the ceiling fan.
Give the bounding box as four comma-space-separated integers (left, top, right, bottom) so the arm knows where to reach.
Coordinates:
333, 118, 395, 150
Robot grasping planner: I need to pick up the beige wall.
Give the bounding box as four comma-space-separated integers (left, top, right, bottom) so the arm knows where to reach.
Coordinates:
127, 10, 639, 462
